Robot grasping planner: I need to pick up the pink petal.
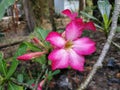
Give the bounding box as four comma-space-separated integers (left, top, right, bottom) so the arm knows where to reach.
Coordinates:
46, 32, 66, 48
48, 49, 69, 70
62, 9, 71, 17
75, 18, 84, 24
73, 37, 96, 55
68, 49, 85, 71
37, 86, 42, 90
37, 79, 45, 90
71, 12, 78, 19
62, 9, 78, 20
17, 52, 45, 61
84, 21, 96, 31
65, 21, 83, 41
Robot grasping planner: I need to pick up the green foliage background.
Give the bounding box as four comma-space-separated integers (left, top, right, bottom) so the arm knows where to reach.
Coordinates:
0, 0, 15, 20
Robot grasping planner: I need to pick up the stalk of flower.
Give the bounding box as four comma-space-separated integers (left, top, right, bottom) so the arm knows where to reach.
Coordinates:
17, 51, 47, 61
45, 9, 96, 71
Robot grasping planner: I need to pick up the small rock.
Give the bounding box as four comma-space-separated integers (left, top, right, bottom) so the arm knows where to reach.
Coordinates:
107, 58, 116, 68
57, 75, 72, 90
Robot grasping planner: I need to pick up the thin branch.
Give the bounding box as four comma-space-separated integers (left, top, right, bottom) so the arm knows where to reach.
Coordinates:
33, 73, 42, 90
33, 67, 47, 90
0, 41, 23, 49
78, 0, 120, 90
11, 78, 33, 89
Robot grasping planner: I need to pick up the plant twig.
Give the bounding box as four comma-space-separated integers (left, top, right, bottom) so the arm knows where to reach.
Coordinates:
0, 41, 23, 49
78, 0, 120, 90
33, 73, 42, 90
11, 78, 33, 89
111, 41, 120, 49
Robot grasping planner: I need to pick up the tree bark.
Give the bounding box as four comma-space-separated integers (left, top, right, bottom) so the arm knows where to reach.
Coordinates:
30, 0, 49, 27
79, 0, 86, 12
23, 0, 35, 32
48, 0, 56, 31
0, 41, 23, 49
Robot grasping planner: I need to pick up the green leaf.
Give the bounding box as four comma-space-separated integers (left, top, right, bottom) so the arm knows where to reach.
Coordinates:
47, 71, 53, 81
6, 43, 27, 80
35, 27, 50, 45
17, 74, 23, 83
98, 0, 112, 34
97, 0, 111, 19
108, 18, 112, 28
27, 79, 35, 85
94, 23, 104, 30
8, 82, 15, 90
34, 55, 46, 64
0, 86, 4, 90
35, 27, 50, 41
52, 70, 60, 76
0, 75, 4, 85
47, 70, 61, 81
8, 82, 23, 90
23, 42, 41, 51
80, 11, 100, 23
0, 0, 15, 20
0, 52, 7, 76
103, 14, 109, 30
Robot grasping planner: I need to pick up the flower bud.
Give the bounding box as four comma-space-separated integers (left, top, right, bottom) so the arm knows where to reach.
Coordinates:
17, 51, 46, 61
33, 37, 41, 44
32, 37, 46, 48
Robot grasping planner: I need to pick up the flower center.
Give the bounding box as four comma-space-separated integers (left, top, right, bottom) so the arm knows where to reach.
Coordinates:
65, 41, 73, 49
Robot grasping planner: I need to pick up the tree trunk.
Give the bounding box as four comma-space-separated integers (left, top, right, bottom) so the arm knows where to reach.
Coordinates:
23, 0, 35, 32
48, 0, 56, 31
23, 0, 56, 30
79, 0, 86, 12
30, 0, 49, 26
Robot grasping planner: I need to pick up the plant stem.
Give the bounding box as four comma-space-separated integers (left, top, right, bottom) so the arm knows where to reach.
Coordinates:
33, 67, 47, 90
10, 78, 33, 89
78, 0, 120, 90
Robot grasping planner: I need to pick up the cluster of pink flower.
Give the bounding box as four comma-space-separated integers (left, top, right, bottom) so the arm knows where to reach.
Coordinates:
46, 9, 96, 71
17, 9, 96, 90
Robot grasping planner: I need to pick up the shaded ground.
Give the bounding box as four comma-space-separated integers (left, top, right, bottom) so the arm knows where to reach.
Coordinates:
0, 17, 120, 90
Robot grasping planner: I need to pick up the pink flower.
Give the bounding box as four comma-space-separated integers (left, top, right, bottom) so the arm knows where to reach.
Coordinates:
17, 51, 46, 61
46, 20, 96, 71
62, 9, 96, 31
62, 9, 78, 20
